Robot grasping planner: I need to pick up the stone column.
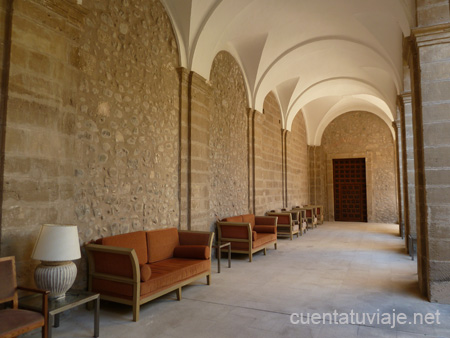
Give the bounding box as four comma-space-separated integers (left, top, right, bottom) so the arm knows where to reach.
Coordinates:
411, 23, 450, 303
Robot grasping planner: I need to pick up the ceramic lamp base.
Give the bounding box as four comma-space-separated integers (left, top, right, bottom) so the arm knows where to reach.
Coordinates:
34, 261, 77, 299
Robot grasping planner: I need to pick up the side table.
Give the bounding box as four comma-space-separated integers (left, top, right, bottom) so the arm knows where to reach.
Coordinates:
212, 242, 231, 273
20, 290, 99, 338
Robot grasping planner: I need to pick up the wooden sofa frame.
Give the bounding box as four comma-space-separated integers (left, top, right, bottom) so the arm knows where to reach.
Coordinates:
85, 230, 214, 322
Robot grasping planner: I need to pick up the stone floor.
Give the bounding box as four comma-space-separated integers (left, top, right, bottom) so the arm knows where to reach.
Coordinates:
26, 222, 450, 337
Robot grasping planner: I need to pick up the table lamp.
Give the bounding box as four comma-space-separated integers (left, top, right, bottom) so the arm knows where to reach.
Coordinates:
32, 224, 81, 299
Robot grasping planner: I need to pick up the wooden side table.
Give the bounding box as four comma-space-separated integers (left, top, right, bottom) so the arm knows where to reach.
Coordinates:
212, 242, 231, 273
20, 290, 99, 338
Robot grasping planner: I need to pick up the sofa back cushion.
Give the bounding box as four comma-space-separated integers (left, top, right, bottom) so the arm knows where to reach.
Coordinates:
101, 231, 148, 265
147, 228, 180, 263
242, 214, 255, 229
222, 215, 243, 223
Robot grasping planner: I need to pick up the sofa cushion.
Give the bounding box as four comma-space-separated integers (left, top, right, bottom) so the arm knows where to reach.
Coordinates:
252, 231, 258, 241
147, 228, 180, 263
242, 214, 255, 229
254, 225, 276, 234
252, 233, 277, 248
91, 259, 209, 300
140, 264, 152, 282
101, 231, 148, 265
220, 225, 249, 239
222, 215, 243, 223
173, 245, 210, 260
141, 258, 210, 297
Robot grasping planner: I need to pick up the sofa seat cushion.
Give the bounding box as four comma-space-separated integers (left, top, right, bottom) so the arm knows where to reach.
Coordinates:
101, 231, 148, 265
141, 258, 209, 297
91, 258, 209, 300
252, 233, 276, 248
147, 228, 180, 263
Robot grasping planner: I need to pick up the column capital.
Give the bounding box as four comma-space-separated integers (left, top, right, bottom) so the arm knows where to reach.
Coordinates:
412, 23, 450, 47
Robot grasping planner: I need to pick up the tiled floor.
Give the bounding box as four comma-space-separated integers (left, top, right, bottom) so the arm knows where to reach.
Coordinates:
27, 222, 450, 337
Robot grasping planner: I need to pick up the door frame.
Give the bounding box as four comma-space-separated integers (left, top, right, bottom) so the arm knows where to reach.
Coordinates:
326, 152, 374, 222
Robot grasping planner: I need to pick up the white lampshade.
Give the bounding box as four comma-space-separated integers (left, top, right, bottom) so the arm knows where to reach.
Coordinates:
32, 224, 81, 262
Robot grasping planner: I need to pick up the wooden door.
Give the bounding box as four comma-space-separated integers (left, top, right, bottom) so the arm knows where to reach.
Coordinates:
333, 158, 367, 222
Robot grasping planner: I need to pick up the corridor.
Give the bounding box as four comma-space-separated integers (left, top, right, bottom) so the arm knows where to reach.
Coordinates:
27, 222, 450, 338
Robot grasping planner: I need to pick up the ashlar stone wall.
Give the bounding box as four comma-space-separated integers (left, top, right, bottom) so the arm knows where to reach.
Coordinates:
254, 92, 284, 214
286, 111, 309, 208
209, 51, 249, 222
321, 111, 397, 223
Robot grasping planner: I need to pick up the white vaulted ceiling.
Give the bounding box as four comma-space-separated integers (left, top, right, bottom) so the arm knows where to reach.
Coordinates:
161, 0, 415, 145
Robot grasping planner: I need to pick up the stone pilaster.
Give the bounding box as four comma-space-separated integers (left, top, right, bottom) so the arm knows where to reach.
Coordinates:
178, 67, 190, 230
247, 108, 256, 214
411, 23, 450, 303
393, 117, 403, 236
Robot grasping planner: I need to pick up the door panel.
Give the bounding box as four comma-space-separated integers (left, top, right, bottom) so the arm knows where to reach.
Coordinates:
333, 158, 367, 222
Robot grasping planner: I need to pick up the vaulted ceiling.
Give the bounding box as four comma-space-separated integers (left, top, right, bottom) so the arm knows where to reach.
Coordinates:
161, 0, 415, 145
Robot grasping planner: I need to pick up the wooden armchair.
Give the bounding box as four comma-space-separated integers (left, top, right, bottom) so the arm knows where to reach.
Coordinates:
0, 256, 49, 338
216, 214, 277, 262
266, 212, 299, 240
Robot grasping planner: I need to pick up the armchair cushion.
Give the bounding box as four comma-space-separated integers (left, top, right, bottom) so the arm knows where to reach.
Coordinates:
254, 225, 276, 234
0, 309, 45, 337
173, 245, 210, 260
275, 214, 291, 225
140, 264, 152, 282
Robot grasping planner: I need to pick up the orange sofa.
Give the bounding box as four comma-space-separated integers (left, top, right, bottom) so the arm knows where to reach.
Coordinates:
216, 214, 277, 262
85, 228, 213, 322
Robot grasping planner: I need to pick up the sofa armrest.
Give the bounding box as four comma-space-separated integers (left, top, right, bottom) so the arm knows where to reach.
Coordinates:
253, 225, 277, 234
178, 230, 214, 259
85, 244, 140, 286
255, 216, 278, 226
216, 222, 252, 242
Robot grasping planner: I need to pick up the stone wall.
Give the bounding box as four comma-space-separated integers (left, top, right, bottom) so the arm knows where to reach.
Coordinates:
0, 0, 179, 287
74, 0, 180, 237
1, 0, 86, 285
320, 111, 397, 223
286, 111, 309, 209
417, 0, 450, 27
209, 51, 249, 223
254, 92, 283, 214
